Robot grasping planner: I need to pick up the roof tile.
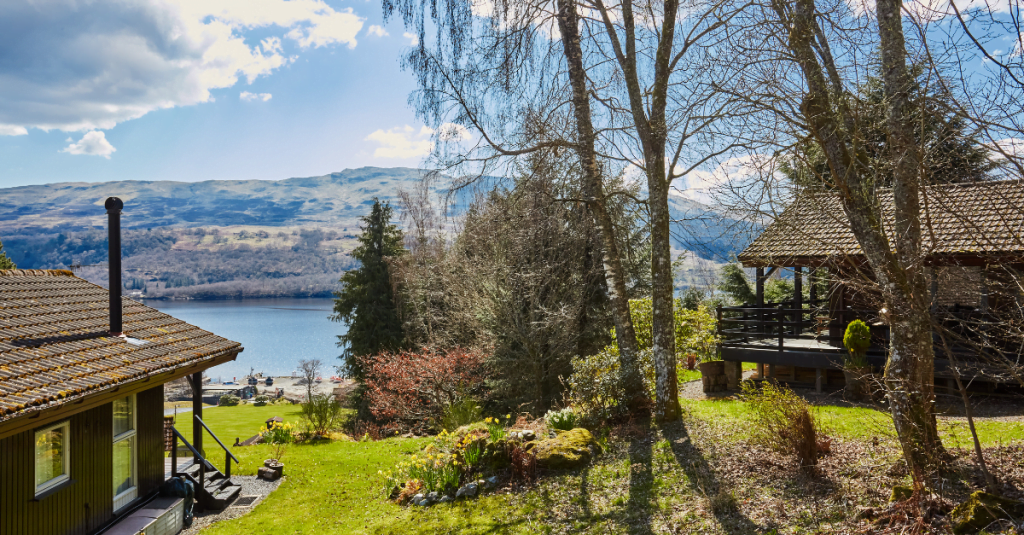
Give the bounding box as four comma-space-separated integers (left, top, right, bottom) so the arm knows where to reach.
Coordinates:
0, 269, 242, 424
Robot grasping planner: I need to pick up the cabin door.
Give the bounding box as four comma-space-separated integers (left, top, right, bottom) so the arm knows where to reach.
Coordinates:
112, 394, 138, 512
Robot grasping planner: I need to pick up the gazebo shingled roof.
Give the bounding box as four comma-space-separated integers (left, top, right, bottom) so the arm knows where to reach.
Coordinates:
737, 179, 1024, 267
0, 269, 242, 422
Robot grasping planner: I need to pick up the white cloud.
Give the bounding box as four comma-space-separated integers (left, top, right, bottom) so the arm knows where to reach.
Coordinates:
0, 0, 364, 135
367, 25, 389, 37
403, 32, 420, 46
240, 91, 273, 102
365, 125, 433, 159
988, 138, 1024, 160
61, 131, 116, 159
674, 154, 778, 205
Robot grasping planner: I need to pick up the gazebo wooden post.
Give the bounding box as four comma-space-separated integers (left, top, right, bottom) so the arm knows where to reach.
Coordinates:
193, 371, 203, 464
809, 268, 818, 304
756, 267, 765, 379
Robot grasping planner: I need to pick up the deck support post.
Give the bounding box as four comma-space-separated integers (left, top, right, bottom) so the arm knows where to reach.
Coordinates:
815, 368, 823, 393
789, 366, 797, 382
768, 363, 775, 379
192, 372, 203, 465
757, 362, 765, 378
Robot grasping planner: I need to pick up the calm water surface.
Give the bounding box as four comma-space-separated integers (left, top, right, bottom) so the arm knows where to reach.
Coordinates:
150, 298, 345, 380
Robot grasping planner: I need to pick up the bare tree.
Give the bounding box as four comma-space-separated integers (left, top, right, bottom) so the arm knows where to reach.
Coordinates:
381, 0, 651, 411
298, 359, 323, 402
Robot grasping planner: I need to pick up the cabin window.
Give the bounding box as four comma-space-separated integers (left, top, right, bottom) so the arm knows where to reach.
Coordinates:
112, 395, 137, 512
34, 420, 70, 496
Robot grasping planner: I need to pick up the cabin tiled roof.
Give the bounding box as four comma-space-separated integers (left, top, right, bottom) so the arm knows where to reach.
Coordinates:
738, 180, 1024, 266
0, 269, 242, 422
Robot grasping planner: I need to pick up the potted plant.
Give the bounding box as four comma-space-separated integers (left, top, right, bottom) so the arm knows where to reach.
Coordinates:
698, 356, 727, 393
260, 443, 286, 481
842, 320, 872, 400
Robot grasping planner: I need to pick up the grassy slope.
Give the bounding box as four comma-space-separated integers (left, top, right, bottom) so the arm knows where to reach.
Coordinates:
196, 399, 1024, 534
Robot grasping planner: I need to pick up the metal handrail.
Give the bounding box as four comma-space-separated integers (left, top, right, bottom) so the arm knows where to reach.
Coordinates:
194, 415, 239, 478
170, 426, 209, 489
194, 416, 240, 464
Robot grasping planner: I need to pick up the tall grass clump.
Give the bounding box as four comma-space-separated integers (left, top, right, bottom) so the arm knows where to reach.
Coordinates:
741, 381, 821, 471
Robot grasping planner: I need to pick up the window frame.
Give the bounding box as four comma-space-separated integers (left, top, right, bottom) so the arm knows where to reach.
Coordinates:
34, 420, 71, 498
112, 394, 138, 512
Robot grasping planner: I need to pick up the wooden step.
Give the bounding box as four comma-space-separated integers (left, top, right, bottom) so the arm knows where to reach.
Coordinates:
205, 483, 242, 511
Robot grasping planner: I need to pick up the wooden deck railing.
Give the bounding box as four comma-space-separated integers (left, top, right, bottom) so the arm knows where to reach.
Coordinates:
716, 302, 889, 353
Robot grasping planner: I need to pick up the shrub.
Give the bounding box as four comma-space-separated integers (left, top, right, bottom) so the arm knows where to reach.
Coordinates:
260, 421, 295, 444
219, 394, 240, 406
301, 393, 343, 436
545, 407, 578, 431
740, 381, 820, 470
253, 395, 270, 406
568, 299, 721, 422
360, 346, 487, 429
440, 399, 482, 432
623, 299, 720, 362
843, 320, 871, 368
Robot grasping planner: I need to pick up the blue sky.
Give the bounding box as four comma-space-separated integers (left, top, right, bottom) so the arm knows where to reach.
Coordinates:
0, 0, 435, 188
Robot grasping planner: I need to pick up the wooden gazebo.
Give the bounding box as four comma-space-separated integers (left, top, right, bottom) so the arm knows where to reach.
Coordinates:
718, 179, 1024, 391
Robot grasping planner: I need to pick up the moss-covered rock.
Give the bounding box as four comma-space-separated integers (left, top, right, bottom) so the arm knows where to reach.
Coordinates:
529, 428, 602, 470
483, 439, 511, 470
950, 491, 1024, 534
889, 485, 914, 502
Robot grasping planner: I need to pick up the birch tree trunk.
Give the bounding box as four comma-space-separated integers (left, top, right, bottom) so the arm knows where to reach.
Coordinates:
592, 0, 682, 422
777, 0, 946, 478
876, 0, 946, 472
555, 0, 647, 409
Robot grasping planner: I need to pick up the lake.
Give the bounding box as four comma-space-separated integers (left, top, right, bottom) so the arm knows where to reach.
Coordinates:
150, 298, 345, 381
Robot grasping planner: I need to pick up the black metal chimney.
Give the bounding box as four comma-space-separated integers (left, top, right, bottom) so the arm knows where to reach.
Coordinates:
105, 197, 124, 336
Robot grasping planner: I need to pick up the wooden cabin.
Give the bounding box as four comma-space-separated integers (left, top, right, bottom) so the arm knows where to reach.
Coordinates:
718, 179, 1024, 392
0, 198, 244, 535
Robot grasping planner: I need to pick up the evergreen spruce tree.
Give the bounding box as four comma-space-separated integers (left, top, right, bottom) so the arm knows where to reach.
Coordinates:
717, 263, 755, 305
0, 239, 15, 270
331, 199, 405, 381
782, 67, 999, 188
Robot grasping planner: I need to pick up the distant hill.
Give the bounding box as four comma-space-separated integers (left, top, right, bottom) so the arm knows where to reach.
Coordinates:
0, 167, 752, 299
0, 167, 437, 232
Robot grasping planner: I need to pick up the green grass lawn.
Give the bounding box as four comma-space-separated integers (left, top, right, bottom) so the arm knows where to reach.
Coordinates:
195, 397, 1024, 534
170, 402, 304, 453
679, 397, 1024, 447
678, 361, 757, 383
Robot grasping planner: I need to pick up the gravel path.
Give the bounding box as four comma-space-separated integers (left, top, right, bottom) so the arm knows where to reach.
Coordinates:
181, 475, 282, 534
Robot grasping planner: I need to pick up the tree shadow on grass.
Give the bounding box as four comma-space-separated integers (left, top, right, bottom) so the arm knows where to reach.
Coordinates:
627, 420, 656, 535
661, 420, 762, 535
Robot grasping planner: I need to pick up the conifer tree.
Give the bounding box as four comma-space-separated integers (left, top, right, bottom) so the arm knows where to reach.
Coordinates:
0, 240, 15, 270
782, 68, 999, 188
331, 199, 405, 381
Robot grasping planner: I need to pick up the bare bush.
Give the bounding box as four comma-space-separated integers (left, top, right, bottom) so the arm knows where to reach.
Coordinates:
741, 381, 821, 471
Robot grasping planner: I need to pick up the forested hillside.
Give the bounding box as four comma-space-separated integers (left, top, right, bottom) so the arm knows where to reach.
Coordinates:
0, 166, 748, 299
